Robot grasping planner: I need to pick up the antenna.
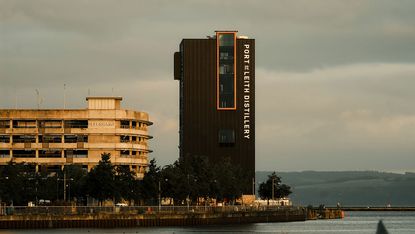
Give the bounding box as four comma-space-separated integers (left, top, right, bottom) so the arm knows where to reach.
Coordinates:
63, 84, 66, 109
14, 86, 17, 109
111, 87, 114, 96
35, 89, 40, 109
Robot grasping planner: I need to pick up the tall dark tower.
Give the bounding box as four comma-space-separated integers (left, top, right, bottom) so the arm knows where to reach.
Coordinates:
174, 31, 255, 194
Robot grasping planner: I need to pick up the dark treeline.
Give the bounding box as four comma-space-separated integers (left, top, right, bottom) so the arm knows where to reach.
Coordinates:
258, 172, 292, 203
0, 153, 252, 206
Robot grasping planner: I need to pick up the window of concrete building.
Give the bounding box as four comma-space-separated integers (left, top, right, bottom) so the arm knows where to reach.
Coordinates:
0, 150, 10, 158
0, 120, 10, 128
132, 121, 137, 128
120, 135, 130, 143
38, 120, 62, 128
12, 150, 36, 158
73, 150, 88, 158
120, 120, 130, 129
64, 120, 88, 128
132, 136, 137, 142
0, 135, 10, 143
39, 149, 62, 158
64, 135, 88, 143
12, 120, 37, 128
12, 135, 36, 143
39, 135, 62, 143
120, 150, 129, 156
64, 135, 77, 143
138, 122, 147, 129
218, 129, 235, 146
64, 150, 87, 158
77, 135, 88, 142
64, 150, 72, 158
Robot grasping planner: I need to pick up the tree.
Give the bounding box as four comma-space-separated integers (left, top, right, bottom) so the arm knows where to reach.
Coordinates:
160, 161, 187, 205
115, 165, 137, 203
276, 184, 292, 199
84, 153, 116, 204
183, 155, 213, 204
0, 161, 36, 205
212, 157, 244, 204
141, 158, 160, 205
258, 172, 292, 205
157, 155, 248, 206
56, 164, 88, 204
36, 170, 58, 202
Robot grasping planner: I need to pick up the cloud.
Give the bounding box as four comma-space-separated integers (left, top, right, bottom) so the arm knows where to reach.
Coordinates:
1, 0, 415, 171
256, 63, 415, 171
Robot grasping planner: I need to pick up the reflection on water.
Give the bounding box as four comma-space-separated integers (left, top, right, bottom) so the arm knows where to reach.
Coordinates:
1, 211, 415, 234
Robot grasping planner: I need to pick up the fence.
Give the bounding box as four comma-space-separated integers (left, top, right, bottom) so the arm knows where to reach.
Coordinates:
0, 205, 303, 216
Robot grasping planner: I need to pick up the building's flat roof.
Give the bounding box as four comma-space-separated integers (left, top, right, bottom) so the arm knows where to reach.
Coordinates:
86, 96, 122, 100
215, 30, 238, 32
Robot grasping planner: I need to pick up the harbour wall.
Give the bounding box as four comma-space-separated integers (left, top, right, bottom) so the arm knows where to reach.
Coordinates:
0, 207, 307, 229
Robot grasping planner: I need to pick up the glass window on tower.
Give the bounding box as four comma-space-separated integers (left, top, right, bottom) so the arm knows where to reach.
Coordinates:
217, 32, 235, 109
218, 129, 235, 146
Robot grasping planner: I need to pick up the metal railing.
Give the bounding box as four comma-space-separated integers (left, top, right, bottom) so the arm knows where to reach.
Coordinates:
0, 205, 302, 216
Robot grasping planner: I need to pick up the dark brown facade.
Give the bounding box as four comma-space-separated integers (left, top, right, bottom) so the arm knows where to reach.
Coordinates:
174, 31, 255, 193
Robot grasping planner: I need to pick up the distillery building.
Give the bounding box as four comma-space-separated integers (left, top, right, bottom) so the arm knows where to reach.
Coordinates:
174, 31, 255, 193
0, 97, 152, 178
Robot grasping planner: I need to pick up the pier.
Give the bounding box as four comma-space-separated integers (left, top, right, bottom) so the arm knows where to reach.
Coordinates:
0, 205, 311, 229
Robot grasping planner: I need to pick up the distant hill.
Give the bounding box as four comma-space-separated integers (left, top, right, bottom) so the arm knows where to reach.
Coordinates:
256, 171, 415, 207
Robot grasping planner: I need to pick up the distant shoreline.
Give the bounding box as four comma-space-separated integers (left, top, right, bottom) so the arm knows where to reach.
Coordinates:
329, 207, 415, 211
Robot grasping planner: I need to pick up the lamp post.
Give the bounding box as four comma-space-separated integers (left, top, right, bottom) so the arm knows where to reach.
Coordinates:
187, 174, 190, 211
56, 176, 59, 201
158, 178, 168, 212
158, 180, 161, 212
67, 178, 74, 202
58, 173, 74, 203
271, 178, 275, 203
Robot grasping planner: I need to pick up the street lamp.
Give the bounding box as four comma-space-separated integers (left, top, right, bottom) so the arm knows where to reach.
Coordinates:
186, 175, 198, 211
187, 174, 190, 211
67, 178, 74, 202
158, 178, 168, 212
58, 173, 74, 203
158, 180, 161, 211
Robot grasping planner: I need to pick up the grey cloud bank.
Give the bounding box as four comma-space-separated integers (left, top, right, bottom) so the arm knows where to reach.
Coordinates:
1, 0, 415, 171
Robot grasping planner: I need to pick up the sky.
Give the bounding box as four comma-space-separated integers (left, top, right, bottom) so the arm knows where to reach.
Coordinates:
1, 0, 415, 172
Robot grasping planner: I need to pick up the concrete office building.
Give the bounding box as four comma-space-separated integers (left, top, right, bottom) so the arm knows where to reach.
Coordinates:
0, 97, 152, 178
174, 31, 255, 193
